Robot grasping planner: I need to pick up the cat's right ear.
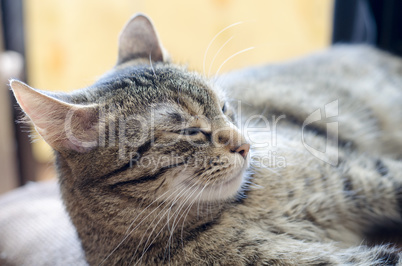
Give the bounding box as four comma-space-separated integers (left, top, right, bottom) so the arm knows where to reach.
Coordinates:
117, 13, 168, 65
10, 80, 99, 153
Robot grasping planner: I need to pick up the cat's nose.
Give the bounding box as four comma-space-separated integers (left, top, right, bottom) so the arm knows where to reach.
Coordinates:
213, 122, 248, 158
232, 143, 250, 159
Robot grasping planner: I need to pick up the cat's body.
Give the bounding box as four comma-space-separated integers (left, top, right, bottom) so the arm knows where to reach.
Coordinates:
11, 14, 402, 265
220, 45, 402, 159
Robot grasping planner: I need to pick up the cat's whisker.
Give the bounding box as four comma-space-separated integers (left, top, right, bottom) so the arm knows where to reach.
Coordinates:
212, 46, 255, 81
123, 188, 172, 235
207, 35, 235, 77
127, 174, 190, 230
136, 182, 202, 265
100, 191, 178, 265
161, 175, 215, 260
178, 179, 213, 247
165, 182, 209, 263
202, 21, 245, 77
177, 191, 208, 252
206, 178, 221, 220
168, 185, 199, 235
132, 183, 191, 256
165, 168, 190, 233
167, 177, 209, 233
133, 173, 205, 263
172, 175, 215, 234
149, 53, 157, 77
130, 186, 191, 265
244, 180, 263, 190
165, 183, 194, 235
191, 171, 215, 219
144, 178, 213, 265
101, 176, 192, 265
197, 192, 201, 218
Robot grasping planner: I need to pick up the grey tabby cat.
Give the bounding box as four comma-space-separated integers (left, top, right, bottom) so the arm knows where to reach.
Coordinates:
10, 13, 402, 265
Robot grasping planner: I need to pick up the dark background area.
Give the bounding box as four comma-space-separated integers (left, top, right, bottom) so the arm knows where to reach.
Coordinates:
332, 0, 402, 56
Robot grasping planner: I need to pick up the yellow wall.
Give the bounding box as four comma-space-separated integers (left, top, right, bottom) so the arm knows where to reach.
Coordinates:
24, 0, 333, 163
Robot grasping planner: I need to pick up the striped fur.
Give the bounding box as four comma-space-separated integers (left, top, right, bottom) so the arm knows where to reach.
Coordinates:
12, 14, 402, 265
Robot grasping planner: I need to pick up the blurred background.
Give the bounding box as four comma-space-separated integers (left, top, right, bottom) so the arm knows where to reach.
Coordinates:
1, 0, 401, 194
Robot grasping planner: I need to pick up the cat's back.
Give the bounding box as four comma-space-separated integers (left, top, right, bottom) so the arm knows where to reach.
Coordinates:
218, 45, 402, 158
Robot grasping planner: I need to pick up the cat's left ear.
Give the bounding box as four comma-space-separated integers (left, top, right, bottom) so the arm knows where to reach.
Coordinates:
117, 13, 168, 65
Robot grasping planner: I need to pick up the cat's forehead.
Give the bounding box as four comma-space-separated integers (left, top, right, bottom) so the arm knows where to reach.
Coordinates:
89, 64, 221, 116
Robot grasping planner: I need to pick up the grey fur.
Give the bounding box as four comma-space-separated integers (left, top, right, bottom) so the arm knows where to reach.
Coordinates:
10, 14, 402, 265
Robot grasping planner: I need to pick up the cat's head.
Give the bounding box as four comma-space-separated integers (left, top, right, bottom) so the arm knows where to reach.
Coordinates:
10, 14, 249, 204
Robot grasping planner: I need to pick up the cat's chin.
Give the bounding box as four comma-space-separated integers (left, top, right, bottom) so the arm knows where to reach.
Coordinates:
201, 166, 247, 202
190, 161, 248, 202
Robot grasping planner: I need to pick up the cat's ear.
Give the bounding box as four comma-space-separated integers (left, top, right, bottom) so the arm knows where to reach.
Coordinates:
10, 80, 98, 153
117, 13, 168, 65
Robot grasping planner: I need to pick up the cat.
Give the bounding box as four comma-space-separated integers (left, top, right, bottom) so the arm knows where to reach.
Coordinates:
10, 13, 402, 265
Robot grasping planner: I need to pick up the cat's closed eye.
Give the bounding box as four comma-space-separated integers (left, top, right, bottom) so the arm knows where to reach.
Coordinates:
180, 128, 204, 136
222, 102, 227, 113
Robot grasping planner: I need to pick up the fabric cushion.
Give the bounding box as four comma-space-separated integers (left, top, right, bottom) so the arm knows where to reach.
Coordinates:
0, 180, 87, 265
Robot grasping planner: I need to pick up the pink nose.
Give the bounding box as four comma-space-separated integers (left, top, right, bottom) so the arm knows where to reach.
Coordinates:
232, 143, 250, 159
